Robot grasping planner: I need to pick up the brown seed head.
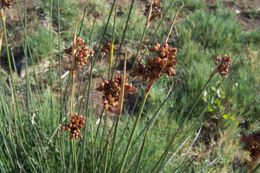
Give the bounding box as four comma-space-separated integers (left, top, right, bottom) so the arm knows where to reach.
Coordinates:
65, 36, 94, 69
1, 0, 13, 9
131, 42, 177, 85
97, 76, 137, 112
215, 55, 231, 78
145, 0, 163, 21
62, 114, 86, 139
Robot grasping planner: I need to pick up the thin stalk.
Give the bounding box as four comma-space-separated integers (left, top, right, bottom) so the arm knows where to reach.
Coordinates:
165, 11, 179, 43
75, 10, 96, 113
119, 89, 150, 173
162, 55, 240, 171
129, 77, 177, 172
57, 0, 63, 121
98, 112, 108, 167
1, 11, 29, 153
103, 129, 110, 173
48, 0, 54, 125
91, 115, 95, 173
94, 0, 117, 64
0, 9, 19, 125
111, 0, 135, 77
70, 71, 77, 172
78, 7, 87, 37
109, 39, 115, 79
81, 1, 117, 171
56, 3, 65, 170
68, 29, 78, 172
94, 109, 105, 145
129, 76, 179, 151
108, 7, 116, 79
137, 0, 178, 63
70, 70, 76, 117
72, 140, 78, 173
107, 49, 127, 173
134, 129, 147, 173
145, 0, 154, 29
107, 115, 120, 172
24, 0, 31, 120
96, 119, 116, 172
131, 0, 152, 68
151, 73, 216, 172
77, 19, 96, 113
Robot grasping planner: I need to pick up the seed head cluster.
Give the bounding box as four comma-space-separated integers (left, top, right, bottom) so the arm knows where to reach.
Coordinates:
145, 0, 163, 21
215, 55, 231, 78
97, 76, 137, 112
131, 42, 177, 85
63, 114, 86, 139
1, 0, 13, 9
101, 41, 116, 56
65, 37, 94, 68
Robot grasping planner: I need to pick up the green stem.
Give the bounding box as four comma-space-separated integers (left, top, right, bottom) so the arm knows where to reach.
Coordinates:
134, 129, 148, 173
119, 90, 150, 173
72, 140, 78, 173
70, 70, 76, 117
103, 130, 110, 173
108, 7, 116, 79
80, 0, 117, 168
111, 0, 135, 77
107, 113, 120, 173
151, 74, 215, 172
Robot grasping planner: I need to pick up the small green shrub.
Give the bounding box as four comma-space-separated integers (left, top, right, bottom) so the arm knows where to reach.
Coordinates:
28, 28, 58, 63
243, 28, 260, 46
175, 0, 205, 11
38, 0, 79, 40
177, 9, 243, 50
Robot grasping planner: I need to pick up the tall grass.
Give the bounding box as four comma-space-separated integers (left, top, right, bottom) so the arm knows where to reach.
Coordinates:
0, 0, 259, 173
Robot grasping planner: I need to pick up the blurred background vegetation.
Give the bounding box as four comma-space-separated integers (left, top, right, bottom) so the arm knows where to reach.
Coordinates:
0, 0, 259, 172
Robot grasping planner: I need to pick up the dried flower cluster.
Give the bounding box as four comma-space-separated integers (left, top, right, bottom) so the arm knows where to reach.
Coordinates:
145, 0, 163, 21
101, 42, 115, 55
215, 55, 231, 78
63, 114, 86, 139
65, 37, 94, 68
131, 42, 177, 86
1, 0, 13, 9
97, 76, 137, 112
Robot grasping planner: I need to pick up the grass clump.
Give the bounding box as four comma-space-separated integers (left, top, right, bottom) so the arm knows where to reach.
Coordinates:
38, 0, 79, 40
0, 0, 259, 173
28, 28, 58, 63
175, 0, 205, 11
177, 9, 243, 50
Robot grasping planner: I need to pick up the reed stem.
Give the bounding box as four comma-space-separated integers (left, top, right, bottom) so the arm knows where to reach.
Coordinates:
119, 89, 150, 173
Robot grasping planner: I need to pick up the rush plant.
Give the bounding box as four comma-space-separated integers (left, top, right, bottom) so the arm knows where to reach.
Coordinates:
0, 0, 259, 173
